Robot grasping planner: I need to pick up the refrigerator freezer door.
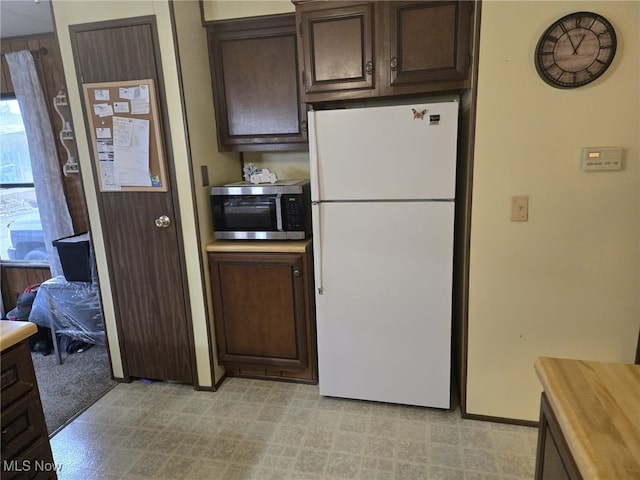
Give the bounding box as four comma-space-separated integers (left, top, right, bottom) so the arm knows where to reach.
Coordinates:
313, 201, 454, 408
310, 101, 458, 202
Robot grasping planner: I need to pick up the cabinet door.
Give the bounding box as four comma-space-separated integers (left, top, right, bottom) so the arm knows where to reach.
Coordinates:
209, 253, 309, 370
297, 2, 376, 100
382, 1, 472, 95
207, 15, 308, 152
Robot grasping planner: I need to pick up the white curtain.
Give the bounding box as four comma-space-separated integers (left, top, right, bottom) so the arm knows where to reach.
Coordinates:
5, 50, 74, 277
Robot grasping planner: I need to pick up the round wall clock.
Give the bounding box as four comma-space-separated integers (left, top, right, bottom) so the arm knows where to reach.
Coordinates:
535, 11, 617, 89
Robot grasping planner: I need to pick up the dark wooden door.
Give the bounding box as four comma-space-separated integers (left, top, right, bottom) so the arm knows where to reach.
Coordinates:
383, 1, 472, 94
297, 1, 376, 100
209, 252, 309, 371
70, 18, 193, 383
207, 15, 307, 152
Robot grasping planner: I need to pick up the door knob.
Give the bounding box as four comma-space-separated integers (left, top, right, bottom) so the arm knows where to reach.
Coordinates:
155, 215, 171, 228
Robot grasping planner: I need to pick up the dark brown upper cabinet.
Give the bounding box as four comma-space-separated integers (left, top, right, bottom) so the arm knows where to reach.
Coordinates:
207, 14, 308, 152
383, 1, 472, 94
295, 1, 473, 103
297, 2, 376, 100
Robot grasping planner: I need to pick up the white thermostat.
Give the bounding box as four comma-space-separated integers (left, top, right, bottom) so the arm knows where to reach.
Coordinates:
580, 147, 623, 171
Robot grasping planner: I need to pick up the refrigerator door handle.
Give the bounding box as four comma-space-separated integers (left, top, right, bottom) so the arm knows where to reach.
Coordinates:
309, 111, 324, 294
312, 202, 324, 295
308, 112, 321, 203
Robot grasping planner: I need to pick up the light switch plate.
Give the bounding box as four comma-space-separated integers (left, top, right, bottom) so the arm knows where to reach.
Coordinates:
511, 195, 528, 222
201, 165, 209, 187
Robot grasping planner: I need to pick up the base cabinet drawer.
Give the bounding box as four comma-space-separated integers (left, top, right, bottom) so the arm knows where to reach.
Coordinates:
1, 391, 48, 460
1, 342, 38, 410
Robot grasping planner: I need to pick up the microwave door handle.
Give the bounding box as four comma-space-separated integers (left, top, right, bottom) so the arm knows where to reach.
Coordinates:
275, 194, 283, 231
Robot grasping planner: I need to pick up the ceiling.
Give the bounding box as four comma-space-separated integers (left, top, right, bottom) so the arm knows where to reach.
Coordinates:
1, 0, 55, 39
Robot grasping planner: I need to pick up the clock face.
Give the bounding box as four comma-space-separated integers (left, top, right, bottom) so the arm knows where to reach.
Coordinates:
535, 12, 617, 88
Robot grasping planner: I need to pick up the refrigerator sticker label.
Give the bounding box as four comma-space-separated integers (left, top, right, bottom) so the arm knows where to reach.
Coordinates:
412, 108, 427, 120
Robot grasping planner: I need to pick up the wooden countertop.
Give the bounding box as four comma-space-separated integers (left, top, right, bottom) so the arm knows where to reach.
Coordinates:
206, 238, 312, 253
0, 320, 37, 352
535, 357, 640, 479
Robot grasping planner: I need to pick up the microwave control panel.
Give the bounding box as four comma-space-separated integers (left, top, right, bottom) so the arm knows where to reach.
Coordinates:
282, 195, 305, 231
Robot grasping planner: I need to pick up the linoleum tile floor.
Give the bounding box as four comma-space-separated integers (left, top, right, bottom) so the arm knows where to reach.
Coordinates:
50, 378, 538, 480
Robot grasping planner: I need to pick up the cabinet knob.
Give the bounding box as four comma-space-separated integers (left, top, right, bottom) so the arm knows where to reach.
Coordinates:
154, 215, 171, 228
390, 57, 399, 72
300, 120, 308, 133
365, 61, 374, 75
294, 269, 301, 277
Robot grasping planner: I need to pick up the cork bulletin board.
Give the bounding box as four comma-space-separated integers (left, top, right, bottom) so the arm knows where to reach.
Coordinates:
82, 79, 168, 192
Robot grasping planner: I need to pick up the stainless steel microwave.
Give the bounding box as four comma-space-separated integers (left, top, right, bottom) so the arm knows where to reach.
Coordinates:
210, 180, 311, 240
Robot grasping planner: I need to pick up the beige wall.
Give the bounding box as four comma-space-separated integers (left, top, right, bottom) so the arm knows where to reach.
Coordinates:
202, 0, 293, 21
466, 1, 640, 421
171, 0, 240, 385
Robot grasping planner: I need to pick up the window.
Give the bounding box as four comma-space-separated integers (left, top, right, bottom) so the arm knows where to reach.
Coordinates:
0, 94, 47, 263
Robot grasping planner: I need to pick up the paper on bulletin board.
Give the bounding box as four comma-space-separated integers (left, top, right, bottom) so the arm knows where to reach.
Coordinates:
99, 160, 121, 191
96, 139, 120, 190
112, 116, 151, 187
93, 103, 113, 117
119, 84, 150, 115
94, 89, 110, 101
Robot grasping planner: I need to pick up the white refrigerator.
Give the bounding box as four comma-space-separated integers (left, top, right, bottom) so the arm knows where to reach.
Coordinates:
309, 100, 458, 409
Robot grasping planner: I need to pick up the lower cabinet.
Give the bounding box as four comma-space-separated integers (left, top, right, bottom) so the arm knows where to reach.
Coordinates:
1, 340, 57, 480
535, 393, 582, 480
207, 241, 317, 383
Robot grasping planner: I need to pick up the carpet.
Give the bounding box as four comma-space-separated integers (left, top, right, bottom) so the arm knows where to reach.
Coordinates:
31, 343, 118, 436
